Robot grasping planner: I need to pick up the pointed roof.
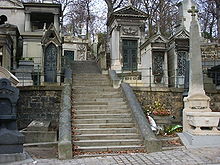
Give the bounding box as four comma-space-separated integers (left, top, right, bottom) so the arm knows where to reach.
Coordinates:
0, 0, 23, 9
169, 27, 190, 42
107, 6, 148, 25
141, 31, 168, 50
41, 23, 62, 46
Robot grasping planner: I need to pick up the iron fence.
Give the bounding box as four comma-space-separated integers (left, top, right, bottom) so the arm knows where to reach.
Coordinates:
113, 67, 219, 88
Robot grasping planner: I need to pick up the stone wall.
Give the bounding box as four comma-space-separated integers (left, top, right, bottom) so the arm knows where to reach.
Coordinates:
133, 87, 220, 127
17, 86, 63, 130
201, 43, 220, 70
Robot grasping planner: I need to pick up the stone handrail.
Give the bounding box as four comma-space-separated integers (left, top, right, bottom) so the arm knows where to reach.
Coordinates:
58, 67, 73, 159
108, 70, 161, 152
108, 70, 121, 89
120, 83, 162, 153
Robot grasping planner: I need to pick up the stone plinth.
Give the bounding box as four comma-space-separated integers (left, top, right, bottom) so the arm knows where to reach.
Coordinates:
186, 111, 220, 135
179, 132, 220, 148
21, 120, 57, 143
15, 60, 34, 86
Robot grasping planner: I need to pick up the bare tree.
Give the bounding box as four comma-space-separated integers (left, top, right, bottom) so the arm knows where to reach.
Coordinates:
104, 0, 124, 17
215, 0, 220, 43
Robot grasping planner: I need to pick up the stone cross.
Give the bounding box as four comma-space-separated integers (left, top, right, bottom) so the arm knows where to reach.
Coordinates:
188, 6, 198, 17
128, 0, 132, 6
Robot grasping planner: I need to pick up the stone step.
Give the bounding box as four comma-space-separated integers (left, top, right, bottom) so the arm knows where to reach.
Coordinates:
74, 96, 123, 101
75, 114, 131, 119
73, 139, 143, 147
73, 79, 110, 82
73, 86, 115, 90
74, 109, 130, 115
85, 98, 124, 102
73, 91, 120, 95
74, 94, 122, 99
75, 128, 137, 134
73, 76, 108, 80
73, 118, 133, 124
73, 73, 107, 76
72, 82, 111, 86
74, 145, 144, 153
73, 133, 141, 140
74, 101, 126, 106
75, 104, 128, 110
73, 123, 135, 129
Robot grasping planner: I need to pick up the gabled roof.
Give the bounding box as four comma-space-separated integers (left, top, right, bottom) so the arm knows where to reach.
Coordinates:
41, 23, 62, 46
169, 27, 190, 42
107, 5, 148, 25
0, 0, 23, 9
141, 31, 168, 50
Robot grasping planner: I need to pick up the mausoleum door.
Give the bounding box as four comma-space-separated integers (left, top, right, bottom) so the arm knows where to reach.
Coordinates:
44, 43, 57, 82
122, 40, 137, 71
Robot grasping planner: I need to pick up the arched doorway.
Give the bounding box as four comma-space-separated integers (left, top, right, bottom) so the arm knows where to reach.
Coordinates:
44, 43, 57, 82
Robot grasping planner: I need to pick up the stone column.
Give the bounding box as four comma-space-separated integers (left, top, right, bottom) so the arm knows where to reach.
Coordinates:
24, 12, 31, 32
111, 27, 121, 71
54, 14, 59, 32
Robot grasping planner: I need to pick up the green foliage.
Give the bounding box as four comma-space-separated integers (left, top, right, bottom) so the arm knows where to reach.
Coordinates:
202, 32, 213, 40
164, 125, 183, 135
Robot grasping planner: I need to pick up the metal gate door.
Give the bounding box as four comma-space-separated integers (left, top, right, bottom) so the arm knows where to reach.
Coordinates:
44, 43, 57, 82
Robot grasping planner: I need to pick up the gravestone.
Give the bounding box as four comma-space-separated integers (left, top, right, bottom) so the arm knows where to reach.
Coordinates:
179, 6, 220, 148
0, 78, 24, 154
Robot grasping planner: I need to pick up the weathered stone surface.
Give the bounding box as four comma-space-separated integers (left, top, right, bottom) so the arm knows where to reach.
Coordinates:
27, 120, 51, 131
121, 83, 162, 153
17, 86, 62, 129
58, 79, 72, 159
0, 78, 24, 155
109, 70, 121, 89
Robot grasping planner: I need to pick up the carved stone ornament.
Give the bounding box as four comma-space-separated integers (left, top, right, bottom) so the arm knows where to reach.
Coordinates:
176, 31, 189, 39
77, 45, 86, 61
122, 26, 138, 36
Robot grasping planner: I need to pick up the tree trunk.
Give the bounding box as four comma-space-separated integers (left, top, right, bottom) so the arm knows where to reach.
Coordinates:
216, 1, 220, 43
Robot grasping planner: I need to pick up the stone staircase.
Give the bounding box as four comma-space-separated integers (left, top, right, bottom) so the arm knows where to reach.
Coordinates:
71, 61, 144, 154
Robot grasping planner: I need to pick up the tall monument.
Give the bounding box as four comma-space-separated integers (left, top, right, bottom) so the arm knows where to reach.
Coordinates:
180, 6, 220, 148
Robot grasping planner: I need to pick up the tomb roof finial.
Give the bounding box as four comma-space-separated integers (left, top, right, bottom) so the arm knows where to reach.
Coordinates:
128, 0, 132, 6
188, 6, 198, 17
156, 23, 161, 35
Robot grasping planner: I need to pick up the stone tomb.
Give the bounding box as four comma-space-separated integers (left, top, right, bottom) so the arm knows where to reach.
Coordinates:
0, 78, 24, 154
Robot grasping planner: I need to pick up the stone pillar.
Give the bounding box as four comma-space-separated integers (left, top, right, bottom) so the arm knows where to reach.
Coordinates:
24, 13, 31, 32
54, 14, 59, 32
164, 51, 168, 86
183, 6, 211, 132
111, 27, 121, 71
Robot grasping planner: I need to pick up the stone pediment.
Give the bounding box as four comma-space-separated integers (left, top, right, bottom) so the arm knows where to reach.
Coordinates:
169, 28, 190, 42
141, 33, 168, 50
113, 6, 148, 18
152, 35, 168, 43
0, 0, 24, 9
107, 6, 147, 25
41, 24, 62, 46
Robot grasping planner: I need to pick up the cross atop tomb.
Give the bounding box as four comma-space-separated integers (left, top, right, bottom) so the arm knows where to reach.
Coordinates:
128, 0, 132, 6
188, 6, 198, 17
